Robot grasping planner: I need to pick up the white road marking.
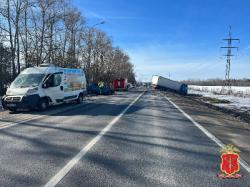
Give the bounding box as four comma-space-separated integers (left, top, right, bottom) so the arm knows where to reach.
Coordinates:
164, 95, 250, 174
0, 102, 90, 130
0, 116, 41, 130
44, 92, 144, 187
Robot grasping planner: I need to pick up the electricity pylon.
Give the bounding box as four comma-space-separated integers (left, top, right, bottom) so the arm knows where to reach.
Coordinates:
220, 26, 239, 94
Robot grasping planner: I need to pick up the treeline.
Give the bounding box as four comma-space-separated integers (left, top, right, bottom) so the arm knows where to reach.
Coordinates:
0, 0, 136, 95
184, 79, 250, 86
0, 43, 12, 95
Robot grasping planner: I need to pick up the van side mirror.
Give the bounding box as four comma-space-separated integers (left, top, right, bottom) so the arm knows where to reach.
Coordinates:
42, 83, 48, 88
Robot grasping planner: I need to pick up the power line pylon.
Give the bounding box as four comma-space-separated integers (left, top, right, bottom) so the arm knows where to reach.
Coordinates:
220, 26, 239, 94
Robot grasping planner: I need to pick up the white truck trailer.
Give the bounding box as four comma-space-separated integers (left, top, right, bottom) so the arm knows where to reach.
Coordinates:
151, 75, 188, 95
2, 64, 87, 111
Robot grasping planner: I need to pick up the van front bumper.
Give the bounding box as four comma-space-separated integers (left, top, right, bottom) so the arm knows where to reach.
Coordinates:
2, 94, 40, 110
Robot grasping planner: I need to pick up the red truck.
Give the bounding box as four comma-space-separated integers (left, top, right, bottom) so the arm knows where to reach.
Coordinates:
113, 78, 128, 91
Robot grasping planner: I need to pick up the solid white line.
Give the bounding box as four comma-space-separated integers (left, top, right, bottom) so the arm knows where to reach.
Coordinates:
0, 116, 41, 130
44, 92, 144, 187
164, 96, 250, 174
0, 102, 90, 130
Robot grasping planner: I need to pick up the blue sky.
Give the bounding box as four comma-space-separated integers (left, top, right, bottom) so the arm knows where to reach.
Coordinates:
73, 0, 250, 81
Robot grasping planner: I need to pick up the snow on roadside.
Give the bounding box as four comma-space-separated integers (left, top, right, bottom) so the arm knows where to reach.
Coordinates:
188, 85, 250, 112
189, 85, 250, 97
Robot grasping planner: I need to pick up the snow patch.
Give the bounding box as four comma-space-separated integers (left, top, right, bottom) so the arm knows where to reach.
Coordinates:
189, 85, 250, 112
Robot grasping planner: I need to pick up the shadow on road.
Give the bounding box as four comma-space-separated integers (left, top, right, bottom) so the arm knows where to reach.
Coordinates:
0, 92, 144, 120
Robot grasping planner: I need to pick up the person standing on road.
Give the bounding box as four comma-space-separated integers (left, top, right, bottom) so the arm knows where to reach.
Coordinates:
98, 81, 104, 95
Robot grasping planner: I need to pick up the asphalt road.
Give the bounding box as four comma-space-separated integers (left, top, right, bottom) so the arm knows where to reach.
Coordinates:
0, 90, 249, 187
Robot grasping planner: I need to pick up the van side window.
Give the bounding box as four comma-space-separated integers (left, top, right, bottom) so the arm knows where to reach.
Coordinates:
44, 73, 62, 87
54, 73, 62, 87
45, 74, 54, 87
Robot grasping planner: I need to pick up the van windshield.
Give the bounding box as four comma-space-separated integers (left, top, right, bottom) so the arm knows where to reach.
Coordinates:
11, 74, 45, 88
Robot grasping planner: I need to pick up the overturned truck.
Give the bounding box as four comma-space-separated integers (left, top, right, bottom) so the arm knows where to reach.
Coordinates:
151, 75, 188, 95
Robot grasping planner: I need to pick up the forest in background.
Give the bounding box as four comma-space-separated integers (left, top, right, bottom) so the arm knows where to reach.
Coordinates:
183, 78, 250, 86
0, 0, 136, 95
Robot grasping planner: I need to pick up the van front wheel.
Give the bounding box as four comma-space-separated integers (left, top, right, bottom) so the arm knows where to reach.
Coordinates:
76, 94, 83, 104
38, 98, 48, 111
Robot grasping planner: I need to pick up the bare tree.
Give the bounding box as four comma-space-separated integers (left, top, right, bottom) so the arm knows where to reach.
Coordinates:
0, 0, 136, 91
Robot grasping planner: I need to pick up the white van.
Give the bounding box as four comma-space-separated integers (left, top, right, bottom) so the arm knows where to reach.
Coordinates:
2, 64, 87, 111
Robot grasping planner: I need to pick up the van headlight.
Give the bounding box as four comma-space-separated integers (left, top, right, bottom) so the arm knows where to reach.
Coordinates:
6, 89, 11, 95
26, 87, 38, 95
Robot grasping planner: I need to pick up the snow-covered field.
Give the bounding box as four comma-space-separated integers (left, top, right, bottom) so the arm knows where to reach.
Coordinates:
188, 85, 250, 112
189, 85, 250, 97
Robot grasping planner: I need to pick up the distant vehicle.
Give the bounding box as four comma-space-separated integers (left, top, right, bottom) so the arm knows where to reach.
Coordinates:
151, 75, 188, 95
113, 78, 128, 91
87, 83, 114, 95
100, 86, 114, 95
2, 64, 87, 111
127, 83, 134, 89
87, 83, 100, 95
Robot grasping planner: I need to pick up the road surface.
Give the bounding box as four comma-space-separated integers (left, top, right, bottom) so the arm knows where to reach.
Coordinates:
0, 90, 249, 186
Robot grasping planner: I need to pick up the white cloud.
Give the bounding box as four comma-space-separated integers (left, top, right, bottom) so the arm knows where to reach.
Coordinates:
83, 9, 143, 22
83, 10, 104, 19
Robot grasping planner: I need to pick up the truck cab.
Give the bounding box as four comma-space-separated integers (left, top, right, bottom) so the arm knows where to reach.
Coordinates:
113, 78, 128, 91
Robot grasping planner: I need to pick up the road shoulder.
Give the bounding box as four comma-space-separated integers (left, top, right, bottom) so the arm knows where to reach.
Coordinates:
162, 91, 250, 165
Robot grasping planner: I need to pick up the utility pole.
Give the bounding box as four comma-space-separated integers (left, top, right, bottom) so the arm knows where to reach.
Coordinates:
220, 26, 239, 94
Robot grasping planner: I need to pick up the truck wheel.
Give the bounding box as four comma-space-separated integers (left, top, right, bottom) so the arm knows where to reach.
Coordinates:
76, 94, 83, 104
38, 98, 48, 111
